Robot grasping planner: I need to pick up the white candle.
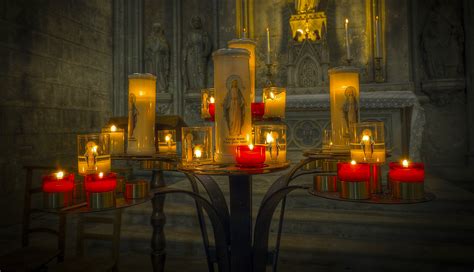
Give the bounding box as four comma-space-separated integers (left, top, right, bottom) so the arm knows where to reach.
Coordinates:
107, 125, 125, 155
375, 16, 381, 58
263, 88, 286, 119
266, 27, 271, 65
345, 18, 351, 60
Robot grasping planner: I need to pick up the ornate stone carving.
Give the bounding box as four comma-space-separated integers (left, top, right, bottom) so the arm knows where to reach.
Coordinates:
156, 103, 172, 115
293, 120, 321, 148
420, 0, 464, 79
145, 23, 170, 93
183, 16, 212, 92
421, 79, 466, 107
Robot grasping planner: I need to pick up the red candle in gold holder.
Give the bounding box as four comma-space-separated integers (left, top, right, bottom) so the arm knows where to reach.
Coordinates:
389, 160, 425, 200
337, 161, 370, 199
85, 172, 117, 209
42, 171, 74, 209
235, 144, 266, 168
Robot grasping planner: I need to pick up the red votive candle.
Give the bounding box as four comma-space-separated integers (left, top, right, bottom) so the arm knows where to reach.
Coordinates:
209, 103, 215, 122
251, 102, 265, 120
42, 171, 75, 193
337, 162, 370, 181
389, 161, 424, 182
85, 172, 117, 192
235, 144, 266, 168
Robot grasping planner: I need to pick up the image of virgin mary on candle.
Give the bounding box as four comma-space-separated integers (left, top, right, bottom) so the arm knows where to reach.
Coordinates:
223, 77, 245, 136
128, 94, 139, 138
343, 86, 358, 131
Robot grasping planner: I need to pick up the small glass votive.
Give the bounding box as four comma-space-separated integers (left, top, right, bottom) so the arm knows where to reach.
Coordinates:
349, 122, 386, 163
77, 133, 111, 175
389, 160, 425, 200
235, 144, 266, 168
102, 124, 125, 155
263, 86, 286, 120
251, 102, 265, 121
322, 129, 333, 150
201, 88, 215, 121
254, 123, 287, 164
182, 126, 213, 164
157, 129, 177, 154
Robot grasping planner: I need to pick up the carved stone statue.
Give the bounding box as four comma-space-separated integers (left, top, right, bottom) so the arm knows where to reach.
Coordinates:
295, 0, 318, 13
183, 16, 212, 91
145, 23, 170, 93
421, 0, 464, 79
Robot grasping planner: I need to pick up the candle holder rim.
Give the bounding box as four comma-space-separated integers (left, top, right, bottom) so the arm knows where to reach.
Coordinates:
128, 73, 157, 79
228, 38, 257, 45
212, 48, 250, 58
328, 66, 360, 74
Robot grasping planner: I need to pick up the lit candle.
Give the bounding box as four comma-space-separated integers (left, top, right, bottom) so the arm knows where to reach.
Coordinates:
194, 146, 202, 159
263, 87, 286, 119
85, 172, 117, 193
42, 171, 75, 193
375, 16, 381, 58
337, 161, 370, 181
105, 125, 125, 155
266, 27, 271, 65
209, 96, 215, 122
389, 160, 425, 182
235, 144, 266, 167
127, 74, 156, 155
344, 18, 351, 60
157, 130, 177, 154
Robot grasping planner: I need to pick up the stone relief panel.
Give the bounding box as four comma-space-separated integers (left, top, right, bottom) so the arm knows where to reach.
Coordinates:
420, 0, 464, 80
145, 23, 170, 93
183, 16, 212, 93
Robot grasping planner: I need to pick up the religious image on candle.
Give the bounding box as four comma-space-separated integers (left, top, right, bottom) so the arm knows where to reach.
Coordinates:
201, 88, 215, 120
77, 133, 111, 175
182, 126, 213, 164
254, 123, 287, 164
349, 122, 385, 163
328, 66, 360, 150
157, 129, 177, 154
263, 87, 286, 119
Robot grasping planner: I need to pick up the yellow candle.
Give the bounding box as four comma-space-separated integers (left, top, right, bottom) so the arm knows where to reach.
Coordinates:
228, 38, 256, 102
263, 87, 286, 119
102, 125, 125, 155
127, 74, 156, 155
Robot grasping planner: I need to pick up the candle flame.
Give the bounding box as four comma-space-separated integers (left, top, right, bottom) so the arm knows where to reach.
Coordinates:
165, 134, 172, 142
376, 16, 379, 20
139, 91, 144, 96
56, 171, 64, 179
248, 144, 254, 151
92, 145, 98, 153
269, 91, 275, 100
194, 148, 202, 158
266, 133, 274, 144
345, 18, 349, 24
99, 172, 104, 178
209, 96, 215, 103
110, 125, 117, 132
350, 160, 357, 165
362, 135, 370, 142
402, 159, 409, 167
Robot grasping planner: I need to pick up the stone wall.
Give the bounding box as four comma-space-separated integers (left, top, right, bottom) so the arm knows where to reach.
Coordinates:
0, 0, 113, 225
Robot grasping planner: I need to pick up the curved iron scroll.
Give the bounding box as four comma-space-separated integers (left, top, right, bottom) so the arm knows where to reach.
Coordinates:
253, 185, 305, 272
154, 187, 230, 272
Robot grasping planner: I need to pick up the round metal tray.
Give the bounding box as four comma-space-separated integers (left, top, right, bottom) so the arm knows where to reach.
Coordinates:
308, 188, 435, 204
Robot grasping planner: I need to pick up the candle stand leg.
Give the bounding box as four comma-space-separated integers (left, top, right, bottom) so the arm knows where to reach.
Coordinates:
150, 170, 166, 272
229, 175, 252, 272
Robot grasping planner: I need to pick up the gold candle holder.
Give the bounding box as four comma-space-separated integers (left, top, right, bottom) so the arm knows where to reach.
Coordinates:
201, 88, 215, 120
350, 122, 386, 163
43, 192, 73, 209
157, 129, 177, 154
182, 126, 213, 164
88, 191, 115, 209
314, 174, 338, 192
102, 125, 125, 155
254, 123, 287, 164
125, 180, 149, 199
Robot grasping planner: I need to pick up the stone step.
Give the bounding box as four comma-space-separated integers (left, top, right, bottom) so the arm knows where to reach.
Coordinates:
117, 227, 474, 272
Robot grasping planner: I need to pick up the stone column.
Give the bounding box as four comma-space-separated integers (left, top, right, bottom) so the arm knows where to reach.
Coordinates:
464, 0, 474, 167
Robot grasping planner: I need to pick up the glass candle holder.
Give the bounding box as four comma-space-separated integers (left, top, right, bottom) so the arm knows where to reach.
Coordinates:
201, 88, 215, 121
235, 144, 266, 168
157, 129, 177, 154
213, 48, 252, 163
322, 129, 333, 150
349, 122, 385, 163
42, 171, 75, 193
77, 133, 111, 175
182, 126, 213, 164
389, 160, 425, 200
254, 123, 287, 164
127, 73, 156, 155
228, 38, 257, 102
102, 125, 125, 155
251, 102, 265, 121
263, 86, 286, 119
329, 67, 360, 150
